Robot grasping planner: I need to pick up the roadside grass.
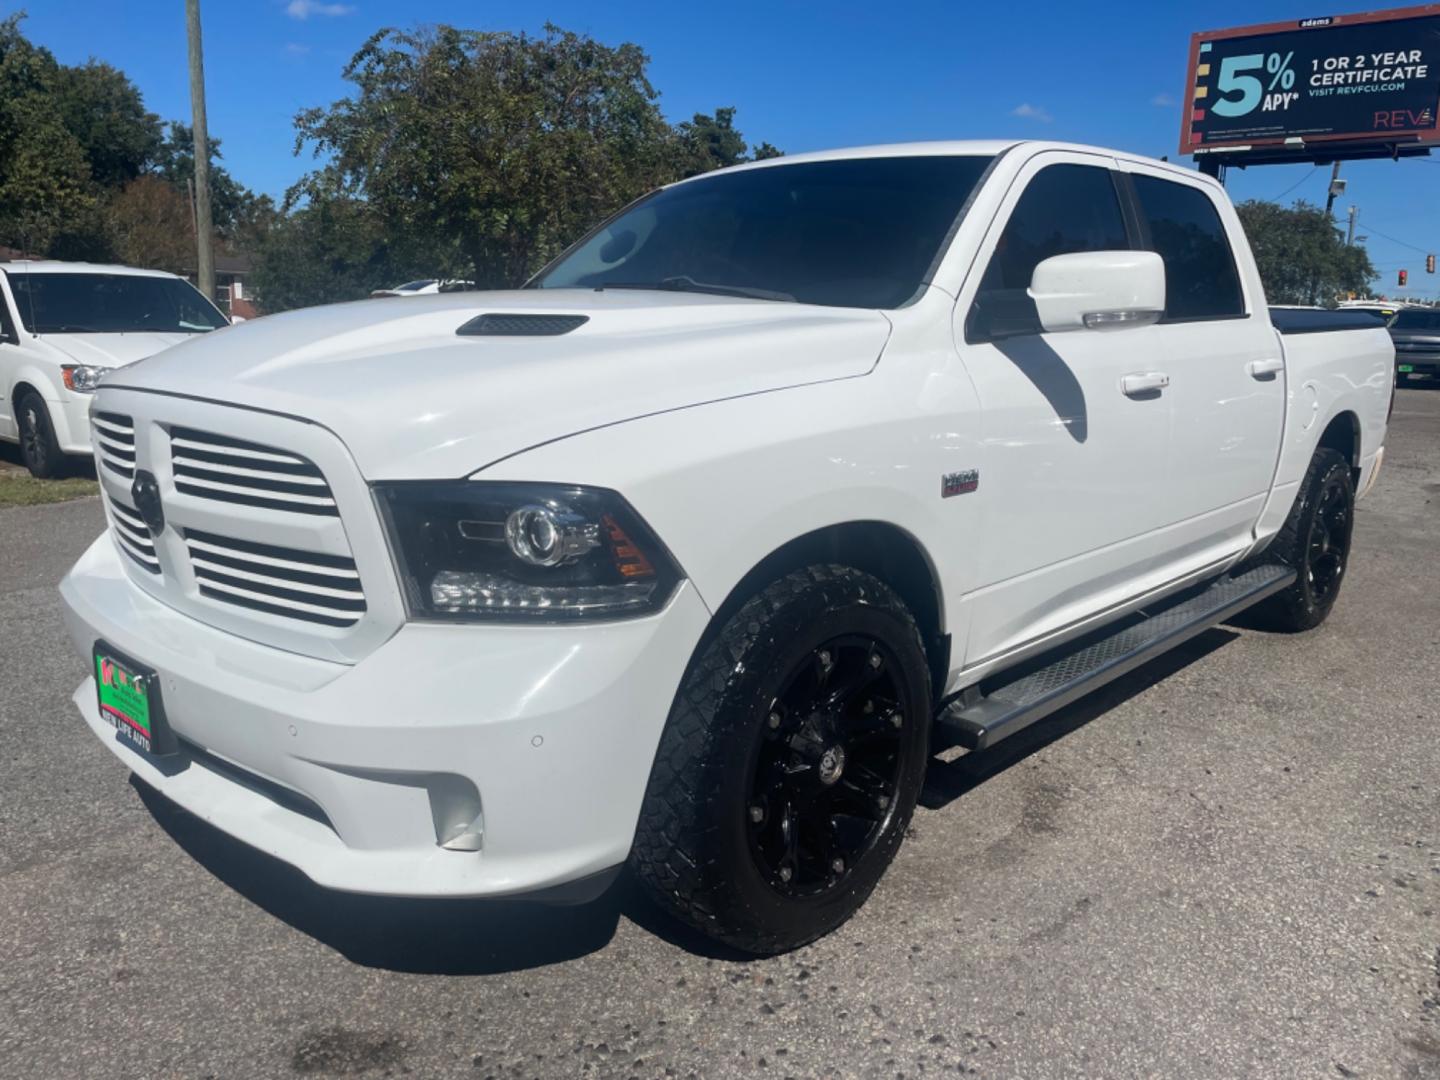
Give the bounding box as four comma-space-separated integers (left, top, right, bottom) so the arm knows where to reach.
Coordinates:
0, 448, 98, 507
0, 470, 99, 507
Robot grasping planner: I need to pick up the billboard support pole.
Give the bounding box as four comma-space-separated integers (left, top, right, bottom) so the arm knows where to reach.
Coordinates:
1197, 156, 1225, 184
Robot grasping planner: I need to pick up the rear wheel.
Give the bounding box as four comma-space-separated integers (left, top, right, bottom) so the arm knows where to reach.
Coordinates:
17, 391, 64, 479
1251, 447, 1354, 632
631, 565, 931, 955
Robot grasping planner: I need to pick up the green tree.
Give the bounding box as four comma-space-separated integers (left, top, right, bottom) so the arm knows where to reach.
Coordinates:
675, 107, 783, 176
151, 122, 262, 239
0, 14, 97, 253
1235, 199, 1376, 306
289, 24, 778, 291
249, 198, 437, 312
54, 60, 163, 189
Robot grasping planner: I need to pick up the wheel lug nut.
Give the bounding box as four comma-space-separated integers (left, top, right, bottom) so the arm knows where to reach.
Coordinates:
863, 699, 874, 713
818, 650, 832, 668
779, 866, 793, 882
831, 857, 845, 873
767, 712, 781, 730
891, 712, 904, 728
869, 653, 882, 669
877, 795, 890, 809
749, 805, 764, 823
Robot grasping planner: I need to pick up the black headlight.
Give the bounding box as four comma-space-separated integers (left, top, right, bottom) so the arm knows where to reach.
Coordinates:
375, 481, 683, 622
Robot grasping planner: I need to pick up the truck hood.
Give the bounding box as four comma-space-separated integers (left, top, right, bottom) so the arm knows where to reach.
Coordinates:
105, 289, 892, 479
44, 331, 194, 368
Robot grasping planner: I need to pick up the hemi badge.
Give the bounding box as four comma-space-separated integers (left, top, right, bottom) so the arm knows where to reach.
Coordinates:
942, 469, 979, 498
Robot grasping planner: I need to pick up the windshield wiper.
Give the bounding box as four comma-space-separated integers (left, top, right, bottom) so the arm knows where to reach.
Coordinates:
598, 276, 795, 303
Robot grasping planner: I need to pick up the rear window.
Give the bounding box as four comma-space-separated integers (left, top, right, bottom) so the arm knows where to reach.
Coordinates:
1391, 309, 1440, 330
1131, 175, 1245, 321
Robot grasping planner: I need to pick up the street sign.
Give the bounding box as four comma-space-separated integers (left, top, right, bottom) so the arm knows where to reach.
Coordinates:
1181, 5, 1440, 161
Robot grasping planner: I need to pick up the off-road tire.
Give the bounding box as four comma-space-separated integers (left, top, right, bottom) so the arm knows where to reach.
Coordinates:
1250, 447, 1355, 632
17, 390, 64, 479
630, 565, 931, 955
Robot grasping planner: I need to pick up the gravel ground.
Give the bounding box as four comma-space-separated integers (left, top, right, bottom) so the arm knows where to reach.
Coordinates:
1, 390, 1437, 1080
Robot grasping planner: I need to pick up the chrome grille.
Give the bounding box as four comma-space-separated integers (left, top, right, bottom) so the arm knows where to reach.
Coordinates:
170, 427, 338, 516
92, 412, 136, 479
183, 528, 366, 628
104, 495, 160, 574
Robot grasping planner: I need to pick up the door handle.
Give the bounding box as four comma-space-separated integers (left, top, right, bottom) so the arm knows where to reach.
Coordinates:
1121, 371, 1170, 397
1246, 358, 1285, 379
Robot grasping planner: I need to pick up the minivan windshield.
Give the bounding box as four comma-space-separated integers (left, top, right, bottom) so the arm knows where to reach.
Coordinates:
533, 155, 995, 309
1391, 309, 1440, 331
5, 272, 228, 334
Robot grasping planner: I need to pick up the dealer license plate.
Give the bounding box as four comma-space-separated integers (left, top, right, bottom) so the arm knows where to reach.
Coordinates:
1398, 364, 1414, 373
94, 643, 177, 759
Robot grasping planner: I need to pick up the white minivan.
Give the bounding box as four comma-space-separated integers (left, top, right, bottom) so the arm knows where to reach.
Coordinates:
0, 261, 229, 477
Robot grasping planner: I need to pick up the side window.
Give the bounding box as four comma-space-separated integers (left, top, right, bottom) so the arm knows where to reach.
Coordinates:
1131, 175, 1244, 321
967, 163, 1130, 342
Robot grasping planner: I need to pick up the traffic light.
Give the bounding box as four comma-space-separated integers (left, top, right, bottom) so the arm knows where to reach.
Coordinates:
1399, 269, 1408, 286
1429, 254, 1437, 274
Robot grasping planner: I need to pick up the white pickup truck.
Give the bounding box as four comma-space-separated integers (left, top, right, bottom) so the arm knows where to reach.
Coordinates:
0, 261, 229, 477
59, 141, 1392, 955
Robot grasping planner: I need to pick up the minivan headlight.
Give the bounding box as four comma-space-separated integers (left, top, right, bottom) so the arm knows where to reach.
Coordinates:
61, 364, 107, 393
375, 481, 683, 621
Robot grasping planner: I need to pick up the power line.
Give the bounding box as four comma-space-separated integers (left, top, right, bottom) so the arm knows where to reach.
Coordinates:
1360, 222, 1434, 256
1269, 165, 1319, 201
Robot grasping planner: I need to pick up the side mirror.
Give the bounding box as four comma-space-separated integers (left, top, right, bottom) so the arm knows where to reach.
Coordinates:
1029, 251, 1166, 333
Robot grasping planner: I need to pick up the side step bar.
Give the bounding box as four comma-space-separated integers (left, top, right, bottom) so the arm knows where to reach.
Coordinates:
935, 564, 1296, 752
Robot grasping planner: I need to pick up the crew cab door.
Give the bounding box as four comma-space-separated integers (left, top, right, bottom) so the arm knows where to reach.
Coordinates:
952, 152, 1175, 666
1115, 162, 1285, 561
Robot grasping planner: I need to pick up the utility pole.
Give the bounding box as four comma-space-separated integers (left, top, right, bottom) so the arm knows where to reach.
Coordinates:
1324, 161, 1345, 219
185, 0, 215, 301
1346, 205, 1358, 246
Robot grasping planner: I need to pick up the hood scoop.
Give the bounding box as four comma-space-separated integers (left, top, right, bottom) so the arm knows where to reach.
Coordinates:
457, 313, 589, 337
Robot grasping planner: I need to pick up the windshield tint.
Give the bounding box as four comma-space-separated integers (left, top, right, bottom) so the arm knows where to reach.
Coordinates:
534, 155, 995, 309
5, 272, 227, 334
1391, 309, 1440, 331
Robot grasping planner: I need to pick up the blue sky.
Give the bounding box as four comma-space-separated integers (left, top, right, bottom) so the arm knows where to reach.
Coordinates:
15, 0, 1440, 299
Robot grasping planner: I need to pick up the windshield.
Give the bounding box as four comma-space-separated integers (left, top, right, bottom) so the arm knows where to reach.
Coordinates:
5, 272, 227, 334
395, 280, 437, 291
1391, 309, 1440, 331
534, 155, 995, 309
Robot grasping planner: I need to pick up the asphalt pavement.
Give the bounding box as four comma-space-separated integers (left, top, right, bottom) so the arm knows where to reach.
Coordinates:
2, 390, 1438, 1079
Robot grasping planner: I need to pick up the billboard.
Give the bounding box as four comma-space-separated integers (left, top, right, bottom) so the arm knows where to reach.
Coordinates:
1180, 5, 1440, 157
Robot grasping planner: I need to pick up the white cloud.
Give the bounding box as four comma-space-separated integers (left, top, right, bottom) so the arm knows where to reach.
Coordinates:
1151, 93, 1177, 107
1011, 103, 1054, 123
285, 0, 354, 19
284, 42, 311, 55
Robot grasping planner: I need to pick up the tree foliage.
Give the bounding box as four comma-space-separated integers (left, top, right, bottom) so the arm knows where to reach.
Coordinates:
1235, 199, 1376, 306
282, 24, 781, 295
0, 13, 261, 270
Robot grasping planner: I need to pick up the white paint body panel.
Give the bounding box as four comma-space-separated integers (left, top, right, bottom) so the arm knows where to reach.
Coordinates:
58, 140, 1392, 897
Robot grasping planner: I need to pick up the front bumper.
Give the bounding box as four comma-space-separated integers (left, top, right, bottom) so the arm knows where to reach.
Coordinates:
60, 534, 711, 898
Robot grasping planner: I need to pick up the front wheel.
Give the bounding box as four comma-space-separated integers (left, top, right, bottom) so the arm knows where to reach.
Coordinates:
17, 391, 65, 479
631, 565, 932, 955
1251, 447, 1355, 632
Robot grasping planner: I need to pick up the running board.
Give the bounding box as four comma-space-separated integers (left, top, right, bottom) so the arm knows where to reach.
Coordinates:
935, 564, 1296, 752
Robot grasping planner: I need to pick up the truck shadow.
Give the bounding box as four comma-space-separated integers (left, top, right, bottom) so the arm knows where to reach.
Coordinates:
134, 626, 1241, 975
133, 779, 746, 974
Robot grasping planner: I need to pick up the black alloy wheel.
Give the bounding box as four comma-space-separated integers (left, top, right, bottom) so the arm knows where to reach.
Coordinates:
747, 635, 909, 898
631, 564, 932, 955
1250, 447, 1355, 632
1303, 471, 1350, 607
